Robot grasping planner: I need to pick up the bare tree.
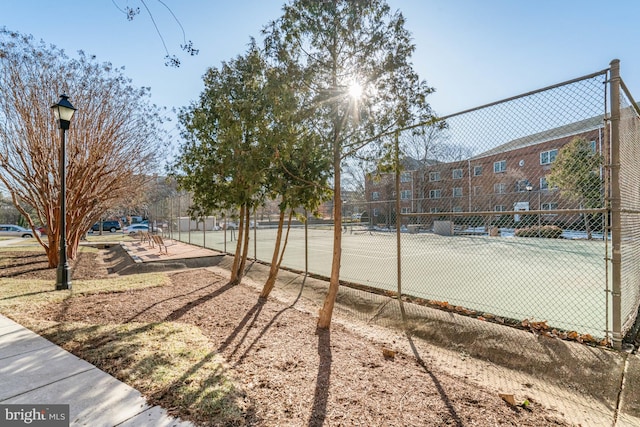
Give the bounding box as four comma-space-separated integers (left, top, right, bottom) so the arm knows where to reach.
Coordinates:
0, 29, 166, 267
401, 123, 475, 167
112, 0, 199, 67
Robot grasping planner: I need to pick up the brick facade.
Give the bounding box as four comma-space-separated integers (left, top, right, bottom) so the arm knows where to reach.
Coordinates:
365, 118, 605, 226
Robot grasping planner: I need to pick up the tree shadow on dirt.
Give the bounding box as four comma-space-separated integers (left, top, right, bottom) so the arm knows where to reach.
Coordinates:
404, 327, 463, 426
164, 280, 237, 321
0, 252, 50, 278
215, 275, 332, 426
125, 282, 216, 322
0, 266, 51, 278
308, 327, 331, 427
223, 275, 308, 365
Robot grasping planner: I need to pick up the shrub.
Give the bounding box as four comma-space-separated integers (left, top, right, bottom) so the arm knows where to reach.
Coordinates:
493, 214, 514, 228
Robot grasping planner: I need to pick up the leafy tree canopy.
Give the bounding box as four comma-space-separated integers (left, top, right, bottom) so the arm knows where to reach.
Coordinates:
262, 0, 438, 328
263, 0, 437, 161
548, 137, 603, 209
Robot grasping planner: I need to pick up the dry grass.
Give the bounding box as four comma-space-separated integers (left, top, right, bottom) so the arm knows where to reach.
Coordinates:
2, 271, 246, 426
20, 319, 247, 424
0, 273, 168, 310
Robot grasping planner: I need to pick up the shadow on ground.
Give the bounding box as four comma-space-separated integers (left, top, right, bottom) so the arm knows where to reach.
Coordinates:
103, 243, 639, 425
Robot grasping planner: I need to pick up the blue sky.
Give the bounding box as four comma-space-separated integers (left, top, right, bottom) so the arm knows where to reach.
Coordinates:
3, 0, 640, 130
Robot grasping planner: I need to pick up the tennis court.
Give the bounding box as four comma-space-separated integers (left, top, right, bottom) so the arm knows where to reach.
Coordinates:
180, 226, 611, 338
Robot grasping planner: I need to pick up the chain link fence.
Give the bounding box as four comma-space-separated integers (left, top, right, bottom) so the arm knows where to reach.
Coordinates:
159, 61, 639, 349
391, 69, 612, 345
617, 64, 640, 344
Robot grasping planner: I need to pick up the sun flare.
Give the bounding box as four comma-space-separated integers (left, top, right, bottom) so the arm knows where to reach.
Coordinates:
347, 81, 363, 99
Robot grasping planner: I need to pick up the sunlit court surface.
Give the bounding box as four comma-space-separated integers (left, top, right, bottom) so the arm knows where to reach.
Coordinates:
178, 225, 610, 338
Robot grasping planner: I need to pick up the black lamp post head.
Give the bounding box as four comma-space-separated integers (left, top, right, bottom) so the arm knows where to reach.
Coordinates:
51, 94, 76, 130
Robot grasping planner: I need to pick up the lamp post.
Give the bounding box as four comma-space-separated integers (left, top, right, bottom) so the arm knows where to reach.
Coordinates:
525, 184, 533, 227
51, 94, 76, 290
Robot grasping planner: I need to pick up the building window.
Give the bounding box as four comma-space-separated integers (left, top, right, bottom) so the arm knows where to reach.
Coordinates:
429, 171, 441, 182
452, 206, 462, 212
373, 208, 379, 217
590, 140, 597, 153
493, 160, 506, 173
493, 183, 506, 194
401, 172, 412, 183
540, 149, 558, 165
400, 190, 411, 200
473, 165, 483, 176
430, 207, 440, 213
540, 176, 557, 191
494, 205, 506, 212
453, 187, 463, 198
429, 189, 442, 199
540, 177, 548, 190
452, 169, 463, 179
541, 203, 558, 210
473, 186, 482, 196
516, 180, 531, 192
371, 191, 379, 200
401, 207, 411, 214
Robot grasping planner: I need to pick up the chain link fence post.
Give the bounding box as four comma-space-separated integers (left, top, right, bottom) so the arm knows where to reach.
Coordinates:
609, 59, 623, 349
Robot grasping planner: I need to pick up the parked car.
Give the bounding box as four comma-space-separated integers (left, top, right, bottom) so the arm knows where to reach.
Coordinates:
36, 226, 48, 236
91, 220, 121, 233
220, 221, 258, 230
0, 224, 40, 238
123, 224, 162, 234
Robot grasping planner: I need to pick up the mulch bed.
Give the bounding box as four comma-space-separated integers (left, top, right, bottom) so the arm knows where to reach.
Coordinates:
2, 248, 573, 426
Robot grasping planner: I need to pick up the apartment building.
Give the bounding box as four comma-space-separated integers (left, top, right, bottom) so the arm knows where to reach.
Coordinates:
365, 115, 605, 226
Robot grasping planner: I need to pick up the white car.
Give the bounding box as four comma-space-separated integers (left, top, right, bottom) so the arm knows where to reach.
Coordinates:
123, 224, 162, 234
221, 221, 237, 230
0, 224, 41, 238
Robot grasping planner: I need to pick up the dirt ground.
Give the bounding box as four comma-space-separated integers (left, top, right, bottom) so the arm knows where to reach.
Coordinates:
1, 249, 574, 426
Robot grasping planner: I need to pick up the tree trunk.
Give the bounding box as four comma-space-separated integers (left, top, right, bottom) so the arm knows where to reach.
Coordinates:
229, 204, 245, 284
237, 206, 251, 281
46, 234, 58, 268
260, 210, 285, 298
277, 210, 293, 268
69, 230, 82, 260
581, 200, 593, 240
260, 209, 294, 299
318, 127, 342, 329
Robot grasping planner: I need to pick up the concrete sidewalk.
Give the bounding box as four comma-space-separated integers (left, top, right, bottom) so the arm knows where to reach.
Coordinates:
120, 238, 220, 263
0, 315, 193, 427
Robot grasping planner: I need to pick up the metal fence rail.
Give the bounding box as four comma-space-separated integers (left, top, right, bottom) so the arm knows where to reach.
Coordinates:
159, 60, 640, 349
